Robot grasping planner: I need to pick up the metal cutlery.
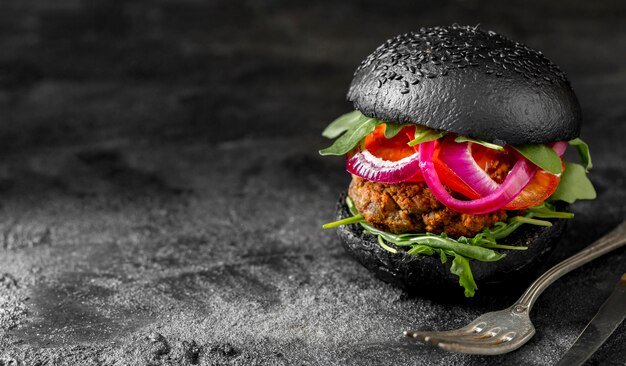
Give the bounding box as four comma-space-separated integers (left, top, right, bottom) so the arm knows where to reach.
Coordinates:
555, 272, 626, 366
404, 220, 626, 355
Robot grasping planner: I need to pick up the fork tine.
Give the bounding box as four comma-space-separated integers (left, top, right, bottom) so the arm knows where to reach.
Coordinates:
404, 327, 474, 341
436, 340, 515, 355
456, 326, 513, 341
404, 320, 488, 341
405, 336, 488, 355
408, 328, 534, 355
405, 323, 520, 351
426, 331, 515, 345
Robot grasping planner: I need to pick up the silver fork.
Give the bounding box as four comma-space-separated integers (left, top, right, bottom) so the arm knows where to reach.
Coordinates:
404, 220, 626, 355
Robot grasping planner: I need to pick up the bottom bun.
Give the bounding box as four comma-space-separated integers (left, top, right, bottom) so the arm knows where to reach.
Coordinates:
335, 192, 569, 297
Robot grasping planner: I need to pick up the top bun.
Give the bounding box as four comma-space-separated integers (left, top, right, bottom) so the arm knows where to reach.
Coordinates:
347, 25, 581, 145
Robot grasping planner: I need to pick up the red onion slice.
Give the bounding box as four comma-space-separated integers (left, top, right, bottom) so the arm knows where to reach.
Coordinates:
439, 138, 567, 200
551, 141, 567, 157
346, 149, 422, 184
438, 138, 499, 196
419, 141, 536, 214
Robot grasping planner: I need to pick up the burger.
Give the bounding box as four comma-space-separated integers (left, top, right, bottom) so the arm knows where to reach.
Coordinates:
320, 25, 596, 297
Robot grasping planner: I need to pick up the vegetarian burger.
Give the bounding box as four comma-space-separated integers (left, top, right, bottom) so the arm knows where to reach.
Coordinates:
320, 25, 596, 297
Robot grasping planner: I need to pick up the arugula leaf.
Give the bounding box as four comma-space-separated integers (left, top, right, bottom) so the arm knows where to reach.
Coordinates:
437, 249, 448, 264
568, 138, 593, 171
361, 222, 506, 262
450, 255, 477, 298
480, 242, 528, 250
478, 225, 521, 243
406, 245, 434, 255
511, 144, 562, 174
321, 110, 363, 139
407, 125, 446, 146
383, 123, 410, 138
322, 214, 364, 229
454, 136, 504, 151
510, 216, 552, 227
319, 117, 381, 156
377, 235, 398, 253
550, 163, 597, 203
528, 202, 574, 219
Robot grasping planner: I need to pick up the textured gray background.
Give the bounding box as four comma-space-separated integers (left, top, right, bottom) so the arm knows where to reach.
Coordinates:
0, 0, 625, 365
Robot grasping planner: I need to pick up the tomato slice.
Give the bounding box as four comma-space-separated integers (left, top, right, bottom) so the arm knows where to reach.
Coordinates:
503, 161, 562, 210
364, 124, 416, 161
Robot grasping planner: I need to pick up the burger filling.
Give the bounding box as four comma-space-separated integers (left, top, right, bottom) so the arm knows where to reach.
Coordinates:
320, 110, 596, 297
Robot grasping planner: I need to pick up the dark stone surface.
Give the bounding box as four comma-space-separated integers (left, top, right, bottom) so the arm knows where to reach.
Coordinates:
0, 0, 624, 365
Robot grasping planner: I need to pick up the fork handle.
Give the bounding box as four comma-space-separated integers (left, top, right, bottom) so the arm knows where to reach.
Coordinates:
515, 220, 626, 312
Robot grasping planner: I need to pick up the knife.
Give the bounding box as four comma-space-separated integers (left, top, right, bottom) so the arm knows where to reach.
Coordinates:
556, 273, 626, 366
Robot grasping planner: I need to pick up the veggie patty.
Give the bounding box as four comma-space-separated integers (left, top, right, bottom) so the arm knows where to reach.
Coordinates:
348, 176, 507, 237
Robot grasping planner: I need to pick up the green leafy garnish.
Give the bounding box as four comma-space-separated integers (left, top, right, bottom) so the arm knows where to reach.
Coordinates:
528, 202, 575, 219
568, 138, 593, 171
321, 110, 364, 139
383, 123, 410, 138
408, 125, 446, 146
319, 115, 381, 156
322, 214, 364, 229
550, 163, 597, 203
406, 245, 434, 255
451, 255, 477, 298
510, 216, 552, 227
511, 144, 562, 174
454, 136, 504, 151
377, 235, 398, 254
361, 222, 506, 262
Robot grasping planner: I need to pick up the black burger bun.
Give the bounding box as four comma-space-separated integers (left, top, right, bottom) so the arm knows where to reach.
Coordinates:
347, 25, 581, 145
334, 192, 569, 298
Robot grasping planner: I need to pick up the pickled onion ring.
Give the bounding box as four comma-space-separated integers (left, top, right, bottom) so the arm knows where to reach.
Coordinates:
438, 136, 499, 196
438, 138, 568, 198
346, 149, 421, 184
418, 141, 537, 214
